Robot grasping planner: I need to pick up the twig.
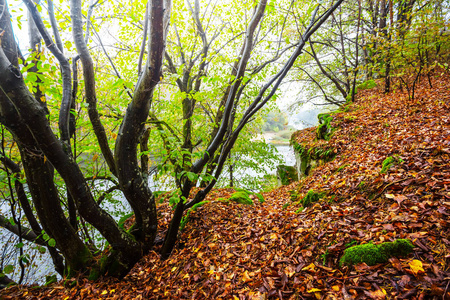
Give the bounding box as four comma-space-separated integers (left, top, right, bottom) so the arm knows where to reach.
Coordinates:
372, 178, 409, 200
444, 280, 450, 300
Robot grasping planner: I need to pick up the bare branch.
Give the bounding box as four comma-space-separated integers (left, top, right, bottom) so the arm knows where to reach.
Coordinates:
70, 0, 117, 175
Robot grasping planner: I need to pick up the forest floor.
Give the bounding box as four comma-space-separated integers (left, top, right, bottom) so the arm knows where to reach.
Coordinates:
2, 70, 450, 299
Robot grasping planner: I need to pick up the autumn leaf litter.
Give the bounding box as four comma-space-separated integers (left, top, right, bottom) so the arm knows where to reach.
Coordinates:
2, 72, 450, 299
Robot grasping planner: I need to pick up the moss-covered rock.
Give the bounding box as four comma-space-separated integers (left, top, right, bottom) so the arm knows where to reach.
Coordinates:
291, 141, 335, 179
317, 113, 334, 140
276, 164, 298, 185
229, 191, 253, 205
340, 239, 414, 267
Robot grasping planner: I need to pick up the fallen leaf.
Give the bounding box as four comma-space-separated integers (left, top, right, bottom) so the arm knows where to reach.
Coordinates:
409, 259, 425, 275
242, 270, 252, 283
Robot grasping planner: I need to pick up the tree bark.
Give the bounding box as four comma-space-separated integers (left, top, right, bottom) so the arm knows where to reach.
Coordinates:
115, 0, 171, 252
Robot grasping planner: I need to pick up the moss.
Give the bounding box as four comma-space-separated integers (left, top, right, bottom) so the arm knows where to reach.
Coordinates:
356, 79, 377, 91
291, 140, 335, 178
65, 246, 94, 278
98, 254, 123, 278
340, 239, 414, 267
295, 207, 304, 213
336, 164, 348, 172
289, 190, 298, 202
179, 201, 208, 231
380, 155, 404, 174
346, 80, 377, 102
229, 191, 253, 205
316, 113, 334, 140
277, 164, 298, 185
300, 190, 325, 208
254, 193, 265, 203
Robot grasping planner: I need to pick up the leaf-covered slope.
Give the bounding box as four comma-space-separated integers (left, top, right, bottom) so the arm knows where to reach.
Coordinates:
2, 72, 450, 299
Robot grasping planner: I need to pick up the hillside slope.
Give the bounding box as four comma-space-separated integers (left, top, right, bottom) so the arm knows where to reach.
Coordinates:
2, 72, 450, 299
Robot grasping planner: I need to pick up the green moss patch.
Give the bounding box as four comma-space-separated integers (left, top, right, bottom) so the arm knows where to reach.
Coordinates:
380, 155, 404, 174
299, 189, 325, 208
180, 201, 208, 231
293, 189, 325, 212
229, 191, 253, 205
356, 79, 377, 91
224, 189, 265, 206
277, 165, 298, 185
317, 113, 334, 140
340, 239, 414, 267
291, 141, 335, 177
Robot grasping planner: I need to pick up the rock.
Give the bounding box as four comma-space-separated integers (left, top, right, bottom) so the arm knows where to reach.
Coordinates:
276, 165, 298, 186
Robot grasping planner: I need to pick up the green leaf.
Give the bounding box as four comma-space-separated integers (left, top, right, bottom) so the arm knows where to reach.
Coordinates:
186, 172, 197, 182
3, 265, 14, 274
48, 238, 56, 247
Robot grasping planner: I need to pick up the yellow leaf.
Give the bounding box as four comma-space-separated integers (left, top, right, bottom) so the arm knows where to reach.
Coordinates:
92, 153, 99, 161
110, 289, 115, 293
307, 288, 321, 293
101, 290, 108, 295
409, 259, 424, 275
111, 132, 117, 139
332, 285, 340, 291
242, 270, 252, 283
171, 266, 177, 272
302, 263, 316, 271
270, 233, 278, 240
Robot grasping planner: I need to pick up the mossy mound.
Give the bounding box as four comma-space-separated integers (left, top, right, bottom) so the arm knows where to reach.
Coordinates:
229, 191, 254, 205
220, 189, 264, 205
340, 239, 414, 267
